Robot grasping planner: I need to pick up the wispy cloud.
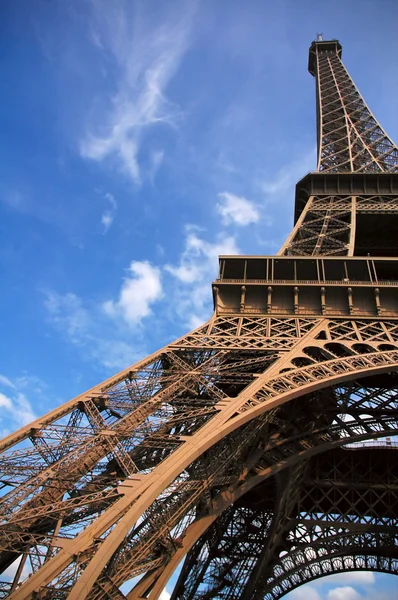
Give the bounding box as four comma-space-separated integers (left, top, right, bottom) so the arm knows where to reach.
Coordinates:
0, 392, 35, 427
0, 375, 15, 389
287, 571, 382, 600
45, 226, 235, 352
44, 259, 163, 371
258, 147, 316, 203
44, 290, 140, 371
165, 226, 238, 284
0, 374, 38, 436
80, 1, 195, 183
165, 225, 239, 328
101, 192, 117, 233
327, 587, 361, 600
318, 573, 375, 586
104, 261, 163, 326
288, 586, 321, 600
217, 191, 260, 226
1, 189, 25, 210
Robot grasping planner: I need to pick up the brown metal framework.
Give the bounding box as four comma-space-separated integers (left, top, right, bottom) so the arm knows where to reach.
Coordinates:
1, 38, 398, 599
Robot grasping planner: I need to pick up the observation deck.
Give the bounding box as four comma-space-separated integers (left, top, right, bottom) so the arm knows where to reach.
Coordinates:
213, 255, 398, 318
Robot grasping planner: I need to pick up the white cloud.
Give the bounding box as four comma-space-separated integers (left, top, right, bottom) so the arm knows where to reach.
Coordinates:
165, 226, 239, 327
80, 1, 195, 182
159, 591, 171, 600
43, 261, 163, 373
44, 228, 232, 368
104, 261, 163, 326
321, 572, 375, 586
217, 192, 260, 226
288, 586, 321, 600
287, 572, 397, 600
0, 377, 37, 433
166, 226, 239, 283
328, 587, 362, 600
101, 212, 114, 232
0, 392, 12, 409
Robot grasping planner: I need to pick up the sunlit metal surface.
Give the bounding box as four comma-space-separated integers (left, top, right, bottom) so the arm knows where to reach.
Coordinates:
0, 38, 397, 600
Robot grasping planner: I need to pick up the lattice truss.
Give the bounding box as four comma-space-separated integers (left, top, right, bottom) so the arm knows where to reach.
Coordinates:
282, 195, 353, 256
281, 194, 398, 257
174, 447, 398, 600
280, 39, 398, 258
0, 315, 398, 599
2, 38, 398, 600
314, 46, 398, 173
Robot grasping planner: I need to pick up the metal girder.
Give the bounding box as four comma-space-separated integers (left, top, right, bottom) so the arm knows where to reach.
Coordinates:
279, 40, 398, 258
170, 447, 398, 600
1, 316, 397, 599
1, 38, 398, 600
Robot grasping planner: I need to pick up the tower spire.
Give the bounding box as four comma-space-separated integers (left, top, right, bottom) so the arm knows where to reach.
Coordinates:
309, 38, 398, 173
279, 39, 398, 257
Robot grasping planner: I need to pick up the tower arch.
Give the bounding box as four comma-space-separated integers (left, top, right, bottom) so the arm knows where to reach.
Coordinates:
1, 36, 398, 600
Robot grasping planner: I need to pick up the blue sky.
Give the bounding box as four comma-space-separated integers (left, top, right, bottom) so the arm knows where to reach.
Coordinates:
1, 0, 398, 598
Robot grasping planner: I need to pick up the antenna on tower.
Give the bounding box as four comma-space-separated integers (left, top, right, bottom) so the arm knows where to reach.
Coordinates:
316, 33, 323, 41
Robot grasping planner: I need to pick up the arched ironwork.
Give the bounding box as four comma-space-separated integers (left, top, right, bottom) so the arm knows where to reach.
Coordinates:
1, 37, 398, 599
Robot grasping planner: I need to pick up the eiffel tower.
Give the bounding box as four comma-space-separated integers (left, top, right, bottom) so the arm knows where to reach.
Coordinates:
1, 37, 398, 600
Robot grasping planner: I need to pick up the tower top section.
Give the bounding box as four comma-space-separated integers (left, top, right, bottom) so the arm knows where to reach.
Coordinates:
308, 38, 342, 76
307, 37, 398, 173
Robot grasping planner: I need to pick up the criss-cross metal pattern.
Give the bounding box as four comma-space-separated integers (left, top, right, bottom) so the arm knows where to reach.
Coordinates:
1, 39, 398, 599
279, 39, 398, 258
174, 446, 397, 599
313, 41, 398, 173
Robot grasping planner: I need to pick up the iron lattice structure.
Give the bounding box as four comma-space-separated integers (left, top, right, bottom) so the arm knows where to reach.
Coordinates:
1, 38, 398, 600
